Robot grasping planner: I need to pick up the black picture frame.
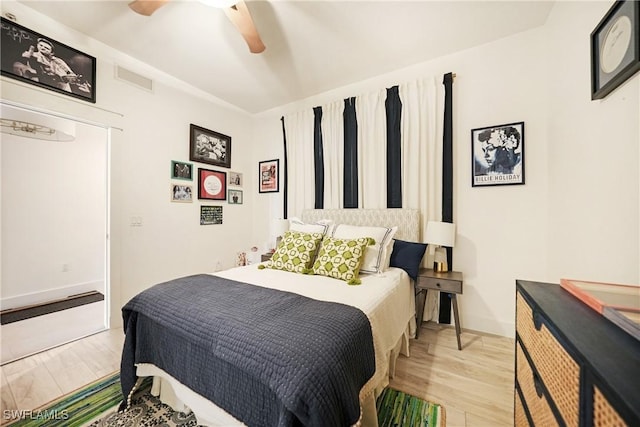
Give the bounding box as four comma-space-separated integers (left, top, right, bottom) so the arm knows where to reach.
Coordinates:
0, 18, 96, 103
198, 168, 227, 201
189, 124, 231, 168
591, 0, 640, 100
471, 122, 525, 187
200, 205, 223, 225
258, 159, 279, 193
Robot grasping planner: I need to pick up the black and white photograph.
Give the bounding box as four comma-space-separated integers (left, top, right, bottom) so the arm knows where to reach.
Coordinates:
171, 160, 193, 181
171, 184, 193, 203
471, 122, 524, 187
189, 124, 231, 168
229, 171, 243, 187
228, 189, 243, 205
1, 18, 96, 103
200, 205, 223, 225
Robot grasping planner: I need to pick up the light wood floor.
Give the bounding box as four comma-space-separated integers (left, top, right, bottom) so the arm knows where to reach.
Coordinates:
0, 322, 514, 426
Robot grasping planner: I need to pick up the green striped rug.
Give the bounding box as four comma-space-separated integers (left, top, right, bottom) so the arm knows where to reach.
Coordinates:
6, 372, 443, 427
5, 372, 124, 427
376, 387, 444, 427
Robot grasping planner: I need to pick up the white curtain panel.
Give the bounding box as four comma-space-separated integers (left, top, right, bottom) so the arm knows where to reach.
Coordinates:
399, 77, 443, 241
321, 100, 345, 209
355, 88, 388, 209
284, 109, 315, 218
399, 77, 445, 323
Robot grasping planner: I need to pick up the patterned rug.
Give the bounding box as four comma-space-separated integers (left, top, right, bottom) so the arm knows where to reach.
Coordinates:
6, 372, 443, 427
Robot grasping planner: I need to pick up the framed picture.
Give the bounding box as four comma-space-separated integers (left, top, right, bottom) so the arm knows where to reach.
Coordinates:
259, 159, 279, 193
471, 122, 525, 187
171, 160, 193, 181
198, 168, 226, 200
171, 184, 193, 203
189, 124, 231, 168
591, 0, 640, 100
228, 189, 243, 205
228, 171, 243, 187
200, 205, 223, 225
0, 18, 96, 103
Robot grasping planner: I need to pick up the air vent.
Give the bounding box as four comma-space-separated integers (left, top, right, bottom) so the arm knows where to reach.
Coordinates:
115, 65, 153, 92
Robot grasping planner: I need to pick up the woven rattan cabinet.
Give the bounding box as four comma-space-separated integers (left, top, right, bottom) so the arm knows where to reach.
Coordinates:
515, 280, 640, 426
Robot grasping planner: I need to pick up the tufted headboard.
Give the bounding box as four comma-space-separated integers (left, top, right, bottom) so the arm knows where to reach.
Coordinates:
301, 209, 420, 242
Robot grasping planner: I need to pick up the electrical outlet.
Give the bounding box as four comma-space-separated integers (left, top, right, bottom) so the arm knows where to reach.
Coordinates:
62, 263, 70, 272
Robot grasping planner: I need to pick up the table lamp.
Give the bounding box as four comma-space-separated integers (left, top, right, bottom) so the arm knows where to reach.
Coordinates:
425, 221, 456, 272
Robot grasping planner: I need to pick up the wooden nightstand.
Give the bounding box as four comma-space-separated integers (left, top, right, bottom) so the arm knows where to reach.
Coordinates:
415, 268, 464, 350
261, 253, 273, 262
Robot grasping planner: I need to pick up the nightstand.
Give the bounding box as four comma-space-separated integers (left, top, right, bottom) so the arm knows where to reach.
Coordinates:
261, 253, 273, 262
415, 268, 464, 350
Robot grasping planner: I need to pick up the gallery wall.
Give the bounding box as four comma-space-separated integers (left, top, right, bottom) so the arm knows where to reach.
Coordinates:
0, 1, 257, 327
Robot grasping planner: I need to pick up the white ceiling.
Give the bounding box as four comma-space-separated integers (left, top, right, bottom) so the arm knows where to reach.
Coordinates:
16, 1, 555, 114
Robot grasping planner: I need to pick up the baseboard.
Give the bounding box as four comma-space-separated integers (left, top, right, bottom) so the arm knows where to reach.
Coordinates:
0, 291, 104, 325
0, 281, 103, 310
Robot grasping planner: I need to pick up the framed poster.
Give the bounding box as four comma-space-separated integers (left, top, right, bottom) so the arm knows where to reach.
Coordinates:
198, 168, 226, 200
189, 124, 231, 168
0, 18, 96, 103
200, 205, 223, 225
171, 184, 193, 203
171, 160, 193, 181
229, 171, 243, 187
258, 159, 279, 193
228, 189, 243, 204
591, 0, 640, 100
471, 122, 525, 187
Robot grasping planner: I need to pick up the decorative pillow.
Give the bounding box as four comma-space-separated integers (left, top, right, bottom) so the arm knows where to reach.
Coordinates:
311, 236, 373, 285
389, 239, 427, 281
289, 217, 333, 235
258, 231, 323, 274
331, 224, 398, 274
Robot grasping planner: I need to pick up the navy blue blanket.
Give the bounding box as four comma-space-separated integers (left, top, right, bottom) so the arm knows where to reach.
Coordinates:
120, 274, 376, 426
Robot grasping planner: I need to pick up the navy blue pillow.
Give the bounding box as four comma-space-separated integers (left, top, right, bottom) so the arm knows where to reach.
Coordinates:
389, 239, 427, 281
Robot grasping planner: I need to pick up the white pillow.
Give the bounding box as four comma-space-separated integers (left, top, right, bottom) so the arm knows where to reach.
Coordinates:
289, 217, 333, 235
331, 224, 398, 274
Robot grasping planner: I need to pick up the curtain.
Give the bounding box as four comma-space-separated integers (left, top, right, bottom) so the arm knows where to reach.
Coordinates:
356, 88, 387, 208
283, 109, 315, 218
313, 107, 324, 209
343, 97, 358, 208
321, 100, 345, 209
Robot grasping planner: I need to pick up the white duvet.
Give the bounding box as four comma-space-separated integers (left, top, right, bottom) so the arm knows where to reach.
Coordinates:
136, 265, 416, 426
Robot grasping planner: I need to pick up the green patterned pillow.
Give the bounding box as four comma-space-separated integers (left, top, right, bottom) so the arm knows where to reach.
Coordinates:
258, 230, 323, 274
311, 236, 374, 285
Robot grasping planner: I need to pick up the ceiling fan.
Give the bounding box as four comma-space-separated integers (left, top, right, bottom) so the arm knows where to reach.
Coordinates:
128, 0, 266, 54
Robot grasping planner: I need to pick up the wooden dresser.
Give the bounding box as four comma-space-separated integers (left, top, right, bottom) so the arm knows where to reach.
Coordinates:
515, 280, 640, 426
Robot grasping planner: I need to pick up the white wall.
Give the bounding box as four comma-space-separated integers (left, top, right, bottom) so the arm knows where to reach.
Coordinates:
1, 1, 258, 328
252, 1, 639, 337
545, 1, 639, 284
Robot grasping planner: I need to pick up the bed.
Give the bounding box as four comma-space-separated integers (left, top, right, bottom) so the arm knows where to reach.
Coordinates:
120, 208, 420, 426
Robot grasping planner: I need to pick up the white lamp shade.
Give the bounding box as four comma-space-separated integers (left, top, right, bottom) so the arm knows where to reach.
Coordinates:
425, 221, 456, 247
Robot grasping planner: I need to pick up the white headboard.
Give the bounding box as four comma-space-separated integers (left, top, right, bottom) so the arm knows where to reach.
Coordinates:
301, 209, 420, 242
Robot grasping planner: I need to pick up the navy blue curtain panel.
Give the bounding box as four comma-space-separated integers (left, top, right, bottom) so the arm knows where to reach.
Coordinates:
343, 97, 358, 208
280, 116, 288, 219
439, 72, 454, 324
313, 106, 324, 209
385, 86, 402, 208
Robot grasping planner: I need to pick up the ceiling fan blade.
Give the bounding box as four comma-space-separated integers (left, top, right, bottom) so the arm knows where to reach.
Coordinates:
129, 0, 170, 16
224, 0, 265, 54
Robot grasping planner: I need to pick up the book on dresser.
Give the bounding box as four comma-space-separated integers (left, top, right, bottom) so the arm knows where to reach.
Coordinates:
560, 278, 640, 341
515, 280, 640, 426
